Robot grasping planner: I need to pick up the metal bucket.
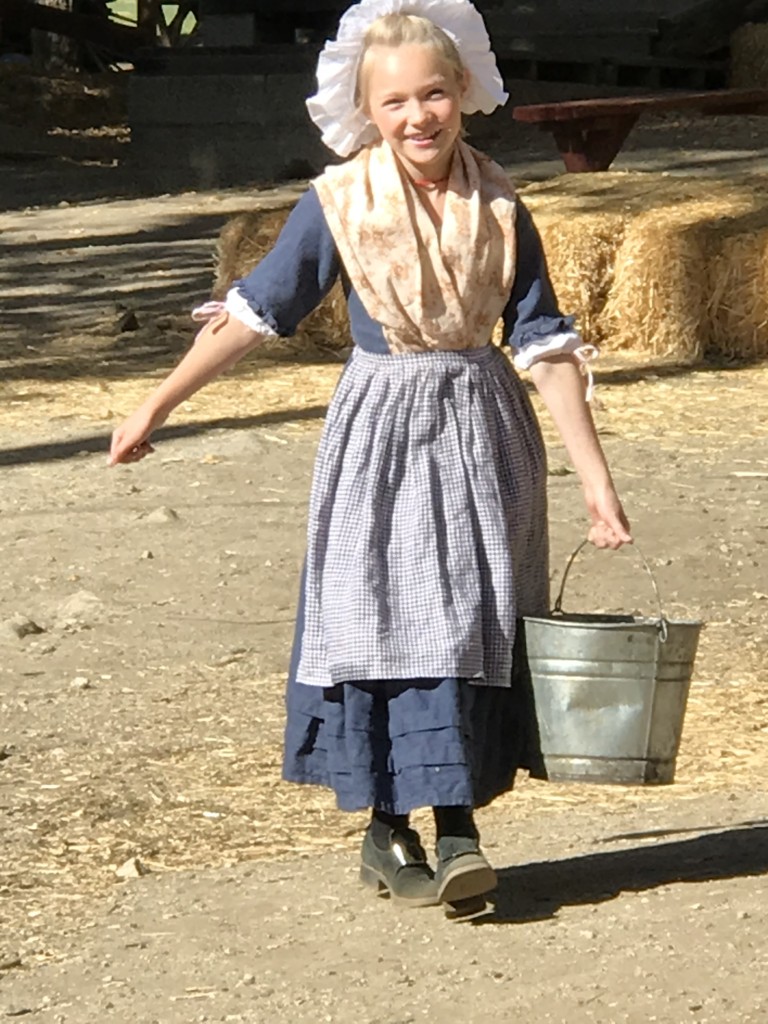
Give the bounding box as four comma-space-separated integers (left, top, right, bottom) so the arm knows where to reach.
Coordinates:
522, 543, 702, 785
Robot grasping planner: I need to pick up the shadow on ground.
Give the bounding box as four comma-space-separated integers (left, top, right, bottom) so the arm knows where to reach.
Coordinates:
0, 407, 329, 466
481, 821, 768, 926
1, 353, 757, 466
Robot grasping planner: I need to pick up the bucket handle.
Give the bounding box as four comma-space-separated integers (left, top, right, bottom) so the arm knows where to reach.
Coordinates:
553, 540, 669, 643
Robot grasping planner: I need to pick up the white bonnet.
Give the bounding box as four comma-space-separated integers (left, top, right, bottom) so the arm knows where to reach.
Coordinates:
306, 0, 508, 157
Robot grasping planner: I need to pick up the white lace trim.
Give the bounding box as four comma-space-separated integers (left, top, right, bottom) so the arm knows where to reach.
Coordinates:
190, 290, 279, 338
513, 332, 598, 402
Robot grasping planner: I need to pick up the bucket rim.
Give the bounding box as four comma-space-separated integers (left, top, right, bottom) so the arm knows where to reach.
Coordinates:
523, 613, 704, 629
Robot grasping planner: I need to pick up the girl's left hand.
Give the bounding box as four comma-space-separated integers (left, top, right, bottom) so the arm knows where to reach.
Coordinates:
108, 403, 165, 467
584, 483, 632, 550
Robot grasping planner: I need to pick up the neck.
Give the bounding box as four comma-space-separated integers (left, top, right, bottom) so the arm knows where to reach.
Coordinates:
394, 143, 457, 190
411, 174, 449, 191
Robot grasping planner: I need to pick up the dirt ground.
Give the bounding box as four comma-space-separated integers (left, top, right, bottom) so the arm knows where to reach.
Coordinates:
1, 70, 768, 1024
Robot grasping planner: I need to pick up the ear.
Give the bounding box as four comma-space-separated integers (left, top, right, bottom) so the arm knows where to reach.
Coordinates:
460, 67, 470, 96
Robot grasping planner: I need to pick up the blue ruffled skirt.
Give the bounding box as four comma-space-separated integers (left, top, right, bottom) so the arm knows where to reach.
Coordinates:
283, 670, 534, 814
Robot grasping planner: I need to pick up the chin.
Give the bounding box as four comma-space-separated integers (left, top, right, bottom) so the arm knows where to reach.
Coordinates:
411, 152, 440, 165
404, 143, 448, 164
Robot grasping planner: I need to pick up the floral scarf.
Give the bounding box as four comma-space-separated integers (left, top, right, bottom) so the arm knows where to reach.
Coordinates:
312, 139, 517, 354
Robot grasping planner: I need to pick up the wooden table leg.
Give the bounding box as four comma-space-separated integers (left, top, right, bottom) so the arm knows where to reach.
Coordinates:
548, 115, 639, 172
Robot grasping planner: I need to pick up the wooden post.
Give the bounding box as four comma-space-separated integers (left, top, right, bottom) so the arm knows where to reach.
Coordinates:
548, 115, 639, 172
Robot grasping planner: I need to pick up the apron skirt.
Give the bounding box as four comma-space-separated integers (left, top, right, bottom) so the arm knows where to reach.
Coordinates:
283, 345, 550, 814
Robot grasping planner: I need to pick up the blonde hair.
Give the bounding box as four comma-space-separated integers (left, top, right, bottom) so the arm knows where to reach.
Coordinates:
356, 13, 466, 112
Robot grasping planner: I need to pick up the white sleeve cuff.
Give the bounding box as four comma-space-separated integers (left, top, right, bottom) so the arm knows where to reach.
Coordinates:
512, 330, 585, 370
190, 290, 279, 337
223, 288, 279, 336
513, 332, 599, 402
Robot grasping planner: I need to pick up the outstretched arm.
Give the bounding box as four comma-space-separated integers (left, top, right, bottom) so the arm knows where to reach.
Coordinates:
529, 354, 632, 549
109, 188, 342, 468
108, 186, 342, 468
108, 312, 259, 466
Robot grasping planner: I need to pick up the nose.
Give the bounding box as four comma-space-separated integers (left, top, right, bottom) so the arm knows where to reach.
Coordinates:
405, 99, 432, 128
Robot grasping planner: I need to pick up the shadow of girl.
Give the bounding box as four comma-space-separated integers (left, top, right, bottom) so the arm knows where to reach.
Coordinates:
476, 821, 768, 925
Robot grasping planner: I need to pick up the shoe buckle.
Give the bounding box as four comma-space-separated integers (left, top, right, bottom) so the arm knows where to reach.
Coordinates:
391, 841, 409, 867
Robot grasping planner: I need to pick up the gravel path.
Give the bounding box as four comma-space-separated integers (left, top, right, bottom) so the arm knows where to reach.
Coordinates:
1, 102, 767, 1024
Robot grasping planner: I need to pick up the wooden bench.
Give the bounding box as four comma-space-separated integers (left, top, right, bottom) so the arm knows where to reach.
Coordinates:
511, 88, 768, 172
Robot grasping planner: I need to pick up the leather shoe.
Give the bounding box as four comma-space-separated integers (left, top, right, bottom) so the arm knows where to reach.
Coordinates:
435, 835, 497, 904
360, 826, 440, 907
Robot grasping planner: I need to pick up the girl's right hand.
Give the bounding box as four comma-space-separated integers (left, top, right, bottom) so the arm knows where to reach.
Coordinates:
108, 405, 167, 466
583, 481, 632, 550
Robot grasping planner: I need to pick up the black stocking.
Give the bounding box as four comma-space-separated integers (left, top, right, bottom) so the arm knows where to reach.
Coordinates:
369, 808, 410, 848
433, 805, 478, 840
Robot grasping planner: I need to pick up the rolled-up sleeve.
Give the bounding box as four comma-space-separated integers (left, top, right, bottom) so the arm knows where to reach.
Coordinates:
504, 200, 584, 370
228, 187, 341, 337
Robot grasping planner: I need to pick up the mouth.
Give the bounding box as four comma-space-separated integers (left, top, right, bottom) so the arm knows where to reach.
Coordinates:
405, 129, 441, 147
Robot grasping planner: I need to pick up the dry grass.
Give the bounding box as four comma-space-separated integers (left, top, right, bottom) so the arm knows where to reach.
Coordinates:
535, 212, 622, 342
5, 657, 766, 960
522, 172, 768, 361
707, 212, 768, 361
3, 174, 768, 958
599, 207, 712, 360
0, 359, 346, 437
3, 348, 767, 448
2, 359, 767, 964
2, 344, 768, 442
213, 206, 350, 352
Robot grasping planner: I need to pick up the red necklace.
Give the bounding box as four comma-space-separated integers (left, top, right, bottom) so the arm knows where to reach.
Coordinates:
412, 175, 449, 190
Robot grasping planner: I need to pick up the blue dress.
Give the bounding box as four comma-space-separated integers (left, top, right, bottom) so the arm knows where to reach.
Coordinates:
232, 187, 576, 814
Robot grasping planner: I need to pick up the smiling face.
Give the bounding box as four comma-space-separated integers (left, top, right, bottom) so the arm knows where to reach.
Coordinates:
362, 43, 468, 181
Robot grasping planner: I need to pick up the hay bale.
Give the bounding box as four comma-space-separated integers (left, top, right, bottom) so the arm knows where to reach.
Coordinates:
522, 173, 768, 363
213, 207, 292, 300
599, 204, 714, 360
730, 22, 768, 88
213, 204, 351, 353
529, 212, 623, 345
522, 173, 661, 348
706, 208, 768, 361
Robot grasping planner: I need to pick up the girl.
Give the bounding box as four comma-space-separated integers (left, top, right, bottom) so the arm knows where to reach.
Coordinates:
109, 0, 631, 917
